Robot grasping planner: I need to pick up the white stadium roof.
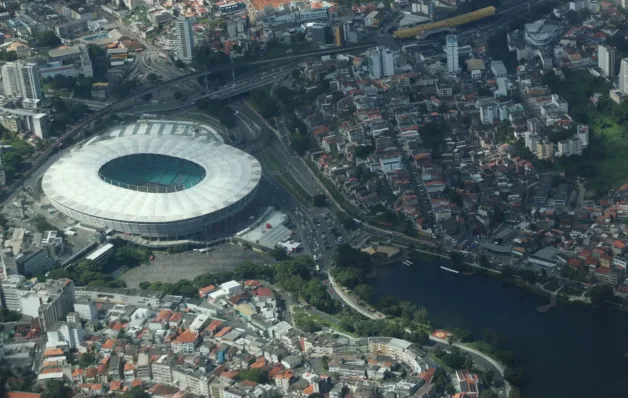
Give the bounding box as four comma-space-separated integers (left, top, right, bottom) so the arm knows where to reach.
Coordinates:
42, 134, 262, 224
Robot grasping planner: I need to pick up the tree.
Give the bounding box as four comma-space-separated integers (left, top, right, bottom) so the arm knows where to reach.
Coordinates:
173, 90, 183, 100
269, 247, 288, 261
483, 369, 494, 386
479, 391, 499, 398
413, 307, 429, 324
142, 93, 153, 101
313, 194, 327, 207
501, 266, 514, 279
445, 383, 455, 394
589, 284, 614, 307
321, 356, 329, 371
503, 367, 524, 386
139, 281, 150, 289
508, 386, 522, 398
41, 380, 72, 398
146, 73, 158, 82
120, 389, 151, 398
78, 352, 95, 368
353, 284, 372, 302
239, 368, 268, 384
175, 59, 186, 68
35, 31, 61, 47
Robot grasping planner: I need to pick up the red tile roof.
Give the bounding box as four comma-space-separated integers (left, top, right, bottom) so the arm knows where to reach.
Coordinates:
8, 392, 41, 398
173, 331, 198, 344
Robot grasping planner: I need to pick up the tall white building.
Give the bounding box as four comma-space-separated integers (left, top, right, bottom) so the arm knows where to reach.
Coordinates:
598, 45, 616, 78
1, 62, 42, 107
446, 34, 459, 73
46, 321, 84, 349
367, 46, 394, 79
174, 16, 195, 64
18, 63, 42, 108
620, 58, 628, 94
479, 99, 499, 124
1, 274, 29, 312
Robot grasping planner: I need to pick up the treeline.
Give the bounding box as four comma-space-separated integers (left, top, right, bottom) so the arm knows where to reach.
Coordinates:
195, 98, 237, 128
42, 75, 94, 99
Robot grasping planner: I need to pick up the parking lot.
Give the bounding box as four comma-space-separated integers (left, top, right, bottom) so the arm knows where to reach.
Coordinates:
121, 243, 273, 287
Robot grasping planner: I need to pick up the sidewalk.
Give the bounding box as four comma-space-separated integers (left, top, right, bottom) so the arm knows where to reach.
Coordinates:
327, 272, 385, 320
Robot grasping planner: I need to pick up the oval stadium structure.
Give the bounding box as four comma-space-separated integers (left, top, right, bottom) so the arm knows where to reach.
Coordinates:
42, 121, 262, 240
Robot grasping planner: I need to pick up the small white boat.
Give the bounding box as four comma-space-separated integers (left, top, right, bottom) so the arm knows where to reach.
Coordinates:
440, 266, 459, 274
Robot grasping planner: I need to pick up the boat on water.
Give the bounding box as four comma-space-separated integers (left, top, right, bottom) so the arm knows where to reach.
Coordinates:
402, 260, 413, 266
440, 266, 460, 274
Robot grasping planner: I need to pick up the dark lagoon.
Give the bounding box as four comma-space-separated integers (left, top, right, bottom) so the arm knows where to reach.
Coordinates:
370, 260, 628, 398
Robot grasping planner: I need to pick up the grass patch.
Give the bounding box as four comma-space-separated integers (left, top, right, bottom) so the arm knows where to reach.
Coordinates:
293, 307, 357, 337
262, 151, 283, 173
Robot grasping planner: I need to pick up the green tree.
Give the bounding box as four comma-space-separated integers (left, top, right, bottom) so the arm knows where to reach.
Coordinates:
139, 281, 150, 289
78, 352, 95, 368
119, 388, 151, 398
239, 368, 268, 383
41, 380, 71, 398
501, 266, 514, 279
35, 31, 61, 47
294, 315, 320, 332
483, 369, 494, 386
413, 306, 429, 324
353, 284, 372, 302
142, 93, 153, 101
173, 90, 183, 100
175, 59, 186, 69
508, 386, 522, 398
589, 284, 614, 307
146, 73, 158, 82
445, 383, 455, 394
503, 367, 524, 386
321, 356, 329, 371
479, 390, 499, 398
269, 247, 288, 261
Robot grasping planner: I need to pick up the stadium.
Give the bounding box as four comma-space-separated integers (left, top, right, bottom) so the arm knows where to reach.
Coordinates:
42, 120, 262, 241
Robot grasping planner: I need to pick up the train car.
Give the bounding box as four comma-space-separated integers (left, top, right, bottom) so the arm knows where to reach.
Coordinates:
393, 6, 496, 39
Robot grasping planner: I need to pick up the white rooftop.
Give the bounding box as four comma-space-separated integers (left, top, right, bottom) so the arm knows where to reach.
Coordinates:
42, 131, 261, 224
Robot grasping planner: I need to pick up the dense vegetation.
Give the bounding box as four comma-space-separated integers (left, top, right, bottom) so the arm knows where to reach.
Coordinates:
43, 240, 151, 288
49, 97, 90, 137
42, 75, 94, 99
195, 98, 237, 128
541, 69, 625, 195
0, 129, 35, 181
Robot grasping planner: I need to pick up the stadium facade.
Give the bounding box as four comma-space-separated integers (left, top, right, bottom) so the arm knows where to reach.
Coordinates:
42, 121, 261, 241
